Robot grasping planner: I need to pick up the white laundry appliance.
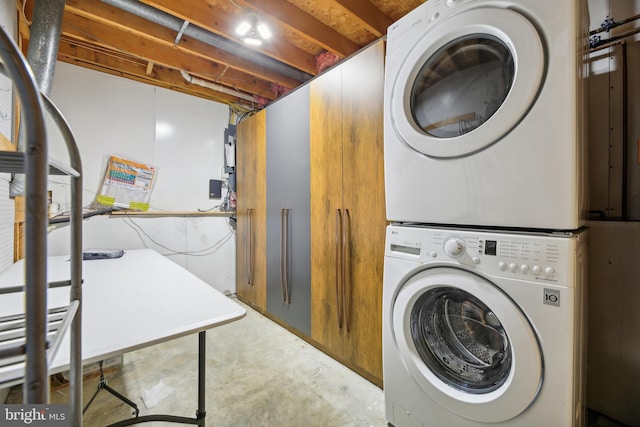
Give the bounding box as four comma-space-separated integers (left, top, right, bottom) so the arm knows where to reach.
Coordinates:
383, 224, 588, 427
384, 0, 589, 230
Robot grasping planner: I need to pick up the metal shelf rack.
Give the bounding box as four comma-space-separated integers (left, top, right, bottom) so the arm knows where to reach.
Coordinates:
0, 25, 83, 426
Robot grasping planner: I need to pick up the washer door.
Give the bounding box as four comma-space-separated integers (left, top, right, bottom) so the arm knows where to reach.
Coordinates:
389, 7, 544, 158
392, 267, 542, 422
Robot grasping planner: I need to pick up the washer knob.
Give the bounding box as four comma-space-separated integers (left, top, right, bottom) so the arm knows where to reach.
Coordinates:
472, 257, 480, 264
533, 265, 542, 274
498, 261, 507, 271
444, 238, 465, 257
521, 264, 530, 272
545, 266, 555, 275
509, 263, 518, 272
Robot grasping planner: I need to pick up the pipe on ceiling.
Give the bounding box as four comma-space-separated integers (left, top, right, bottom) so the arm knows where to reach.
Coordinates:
101, 0, 312, 83
11, 0, 66, 197
27, 0, 66, 97
179, 70, 256, 103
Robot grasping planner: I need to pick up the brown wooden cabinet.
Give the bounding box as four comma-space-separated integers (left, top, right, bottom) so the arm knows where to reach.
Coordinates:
309, 40, 386, 385
236, 110, 267, 312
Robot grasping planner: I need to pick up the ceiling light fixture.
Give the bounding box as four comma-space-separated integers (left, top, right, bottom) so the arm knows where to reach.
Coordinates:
235, 12, 271, 46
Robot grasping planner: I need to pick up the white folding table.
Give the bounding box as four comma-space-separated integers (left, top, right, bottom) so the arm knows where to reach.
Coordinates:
0, 249, 246, 426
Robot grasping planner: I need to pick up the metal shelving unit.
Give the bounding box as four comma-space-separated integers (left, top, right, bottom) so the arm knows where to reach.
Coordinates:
0, 26, 83, 426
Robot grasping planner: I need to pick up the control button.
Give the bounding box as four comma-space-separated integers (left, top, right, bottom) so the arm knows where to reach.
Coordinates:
430, 12, 440, 22
472, 257, 480, 264
532, 265, 542, 274
498, 262, 507, 271
429, 251, 438, 258
446, 0, 463, 7
444, 237, 465, 257
509, 263, 518, 272
520, 264, 530, 272
545, 267, 555, 275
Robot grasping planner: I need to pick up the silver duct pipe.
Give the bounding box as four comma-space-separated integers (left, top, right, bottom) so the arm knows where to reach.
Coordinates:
101, 0, 312, 82
26, 0, 66, 97
11, 0, 65, 197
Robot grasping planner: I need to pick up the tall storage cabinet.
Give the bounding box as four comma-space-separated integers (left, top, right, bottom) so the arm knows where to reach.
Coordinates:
235, 40, 385, 385
309, 41, 386, 384
236, 110, 267, 312
265, 86, 311, 335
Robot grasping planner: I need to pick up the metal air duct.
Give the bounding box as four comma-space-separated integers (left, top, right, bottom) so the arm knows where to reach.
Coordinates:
11, 0, 65, 197
27, 0, 66, 97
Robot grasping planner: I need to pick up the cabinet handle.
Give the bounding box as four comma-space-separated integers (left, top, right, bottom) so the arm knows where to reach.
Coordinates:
335, 209, 343, 329
343, 208, 351, 333
246, 208, 253, 286
280, 208, 291, 304
280, 208, 286, 303
284, 208, 291, 304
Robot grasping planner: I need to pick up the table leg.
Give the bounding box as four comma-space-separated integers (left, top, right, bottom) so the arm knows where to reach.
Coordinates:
106, 331, 208, 427
196, 330, 206, 426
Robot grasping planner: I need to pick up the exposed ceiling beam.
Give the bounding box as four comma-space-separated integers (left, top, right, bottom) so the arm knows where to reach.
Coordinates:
64, 0, 300, 89
140, 0, 317, 76
55, 38, 252, 105
17, 0, 426, 107
332, 0, 393, 37
235, 0, 361, 57
59, 12, 277, 99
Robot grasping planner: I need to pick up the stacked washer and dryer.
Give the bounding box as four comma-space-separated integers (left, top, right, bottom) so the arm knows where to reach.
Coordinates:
382, 0, 590, 426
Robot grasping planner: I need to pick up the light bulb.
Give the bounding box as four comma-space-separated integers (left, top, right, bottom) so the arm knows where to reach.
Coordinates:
244, 37, 262, 46
257, 22, 271, 39
236, 20, 251, 36
236, 12, 270, 46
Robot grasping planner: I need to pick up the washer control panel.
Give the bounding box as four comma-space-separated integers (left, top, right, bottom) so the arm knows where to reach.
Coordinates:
386, 225, 585, 285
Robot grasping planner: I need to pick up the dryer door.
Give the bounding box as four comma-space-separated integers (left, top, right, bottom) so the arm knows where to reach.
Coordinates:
389, 7, 544, 158
392, 267, 542, 422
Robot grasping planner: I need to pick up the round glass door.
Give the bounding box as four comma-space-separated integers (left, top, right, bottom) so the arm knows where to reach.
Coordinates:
392, 267, 542, 422
411, 287, 512, 394
389, 8, 544, 158
411, 35, 514, 139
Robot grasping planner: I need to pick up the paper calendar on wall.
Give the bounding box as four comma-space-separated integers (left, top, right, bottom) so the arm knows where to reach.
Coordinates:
96, 155, 158, 211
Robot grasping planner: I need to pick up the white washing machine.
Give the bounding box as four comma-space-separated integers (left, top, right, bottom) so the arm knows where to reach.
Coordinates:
384, 0, 589, 230
383, 224, 588, 427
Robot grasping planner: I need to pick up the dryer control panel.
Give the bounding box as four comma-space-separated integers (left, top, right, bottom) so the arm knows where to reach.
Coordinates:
386, 225, 587, 286
386, 0, 475, 43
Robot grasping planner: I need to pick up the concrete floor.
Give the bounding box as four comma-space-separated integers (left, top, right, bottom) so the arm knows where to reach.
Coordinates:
6, 298, 388, 426
3, 296, 633, 427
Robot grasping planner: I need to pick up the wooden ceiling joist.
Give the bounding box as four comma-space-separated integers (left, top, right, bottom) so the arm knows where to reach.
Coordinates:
235, 0, 361, 58
17, 0, 426, 107
140, 0, 318, 76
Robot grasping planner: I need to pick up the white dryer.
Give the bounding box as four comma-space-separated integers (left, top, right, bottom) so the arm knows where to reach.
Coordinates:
383, 224, 588, 427
384, 0, 589, 230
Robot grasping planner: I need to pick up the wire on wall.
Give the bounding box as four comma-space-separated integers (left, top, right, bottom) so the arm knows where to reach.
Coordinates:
121, 212, 234, 257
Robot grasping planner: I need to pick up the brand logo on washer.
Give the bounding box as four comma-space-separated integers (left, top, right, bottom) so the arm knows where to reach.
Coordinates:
543, 289, 560, 307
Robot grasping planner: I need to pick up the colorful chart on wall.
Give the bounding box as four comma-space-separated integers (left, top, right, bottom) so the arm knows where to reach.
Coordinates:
95, 155, 158, 211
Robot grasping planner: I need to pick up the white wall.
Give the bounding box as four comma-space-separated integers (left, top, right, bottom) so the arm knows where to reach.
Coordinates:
46, 62, 236, 294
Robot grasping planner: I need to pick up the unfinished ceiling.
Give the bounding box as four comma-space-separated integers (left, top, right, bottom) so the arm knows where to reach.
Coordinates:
17, 0, 425, 109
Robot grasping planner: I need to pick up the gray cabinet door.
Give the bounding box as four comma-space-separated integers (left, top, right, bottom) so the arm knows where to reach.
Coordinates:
265, 86, 311, 335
